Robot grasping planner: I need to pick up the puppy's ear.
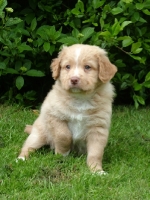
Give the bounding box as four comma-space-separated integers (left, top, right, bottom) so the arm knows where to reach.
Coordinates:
98, 54, 117, 83
50, 58, 61, 80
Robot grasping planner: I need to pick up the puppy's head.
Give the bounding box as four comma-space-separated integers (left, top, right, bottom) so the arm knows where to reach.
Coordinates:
51, 44, 117, 93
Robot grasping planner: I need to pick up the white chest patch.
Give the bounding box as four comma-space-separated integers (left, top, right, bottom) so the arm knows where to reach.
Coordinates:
68, 118, 85, 141
67, 100, 93, 141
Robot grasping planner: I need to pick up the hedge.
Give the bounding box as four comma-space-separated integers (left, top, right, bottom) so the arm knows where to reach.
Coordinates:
0, 0, 150, 108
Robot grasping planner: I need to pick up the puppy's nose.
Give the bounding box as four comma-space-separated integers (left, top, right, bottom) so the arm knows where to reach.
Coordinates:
71, 77, 79, 85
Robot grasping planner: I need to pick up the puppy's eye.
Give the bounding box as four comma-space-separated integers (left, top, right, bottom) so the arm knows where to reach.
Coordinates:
66, 65, 71, 70
84, 65, 91, 70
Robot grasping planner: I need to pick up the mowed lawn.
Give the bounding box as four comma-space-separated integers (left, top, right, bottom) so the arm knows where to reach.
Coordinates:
0, 104, 150, 200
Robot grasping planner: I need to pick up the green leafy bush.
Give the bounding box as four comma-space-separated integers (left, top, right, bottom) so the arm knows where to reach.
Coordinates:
0, 0, 150, 107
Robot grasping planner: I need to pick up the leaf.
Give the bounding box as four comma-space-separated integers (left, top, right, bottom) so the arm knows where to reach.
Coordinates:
58, 36, 79, 45
47, 26, 56, 37
0, 0, 7, 11
16, 76, 24, 90
122, 0, 133, 3
133, 95, 145, 107
131, 42, 143, 54
133, 12, 140, 21
26, 13, 35, 25
80, 27, 95, 43
21, 29, 30, 36
122, 36, 133, 47
115, 59, 126, 68
18, 43, 32, 53
25, 69, 45, 77
15, 93, 23, 101
24, 60, 32, 70
24, 90, 36, 100
49, 44, 55, 55
133, 48, 143, 54
100, 17, 104, 29
31, 17, 37, 31
71, 0, 84, 15
136, 3, 144, 10
111, 19, 121, 36
93, 0, 105, 9
99, 31, 111, 37
0, 62, 6, 69
43, 42, 50, 52
36, 26, 49, 40
144, 81, 150, 88
138, 70, 145, 80
142, 9, 150, 15
130, 55, 142, 62
121, 21, 132, 30
131, 42, 141, 51
72, 28, 80, 37
6, 68, 18, 74
71, 7, 80, 15
77, 0, 84, 12
136, 96, 145, 105
133, 98, 139, 109
139, 17, 147, 23
145, 72, 150, 81
143, 1, 150, 9
111, 7, 123, 15
133, 82, 142, 91
37, 38, 44, 47
122, 74, 130, 81
15, 61, 22, 71
5, 17, 22, 26
120, 82, 128, 90
36, 25, 61, 41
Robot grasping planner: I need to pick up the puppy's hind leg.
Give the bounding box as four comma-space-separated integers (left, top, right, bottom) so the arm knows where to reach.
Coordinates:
18, 126, 46, 160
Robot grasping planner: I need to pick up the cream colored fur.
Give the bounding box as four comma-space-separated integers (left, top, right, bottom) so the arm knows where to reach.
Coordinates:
18, 44, 117, 173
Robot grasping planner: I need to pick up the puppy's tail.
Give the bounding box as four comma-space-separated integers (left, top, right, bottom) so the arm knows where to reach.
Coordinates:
24, 125, 32, 134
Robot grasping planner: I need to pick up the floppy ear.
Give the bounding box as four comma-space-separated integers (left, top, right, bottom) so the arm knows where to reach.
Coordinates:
98, 55, 117, 83
50, 58, 61, 80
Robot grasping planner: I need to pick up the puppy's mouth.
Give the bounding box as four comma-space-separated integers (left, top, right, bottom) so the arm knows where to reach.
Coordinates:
69, 87, 82, 93
69, 76, 83, 93
68, 76, 94, 93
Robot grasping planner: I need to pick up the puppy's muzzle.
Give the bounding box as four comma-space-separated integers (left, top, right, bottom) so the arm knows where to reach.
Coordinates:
70, 76, 80, 86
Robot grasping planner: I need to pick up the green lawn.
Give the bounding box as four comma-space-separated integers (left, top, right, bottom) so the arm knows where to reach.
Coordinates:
0, 104, 150, 200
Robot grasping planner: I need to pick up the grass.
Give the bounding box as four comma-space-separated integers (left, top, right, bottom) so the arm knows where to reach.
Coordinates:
0, 104, 150, 200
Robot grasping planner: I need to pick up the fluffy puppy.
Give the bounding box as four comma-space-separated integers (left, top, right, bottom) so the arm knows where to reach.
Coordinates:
18, 44, 117, 174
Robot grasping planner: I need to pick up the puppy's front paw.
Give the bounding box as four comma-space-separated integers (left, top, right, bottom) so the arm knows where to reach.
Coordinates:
16, 156, 26, 163
97, 170, 108, 175
93, 170, 108, 176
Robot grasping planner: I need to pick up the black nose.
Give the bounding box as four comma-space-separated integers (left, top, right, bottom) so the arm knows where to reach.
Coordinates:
71, 77, 79, 85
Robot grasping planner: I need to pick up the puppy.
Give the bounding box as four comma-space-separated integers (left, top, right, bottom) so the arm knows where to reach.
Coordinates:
18, 44, 117, 174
